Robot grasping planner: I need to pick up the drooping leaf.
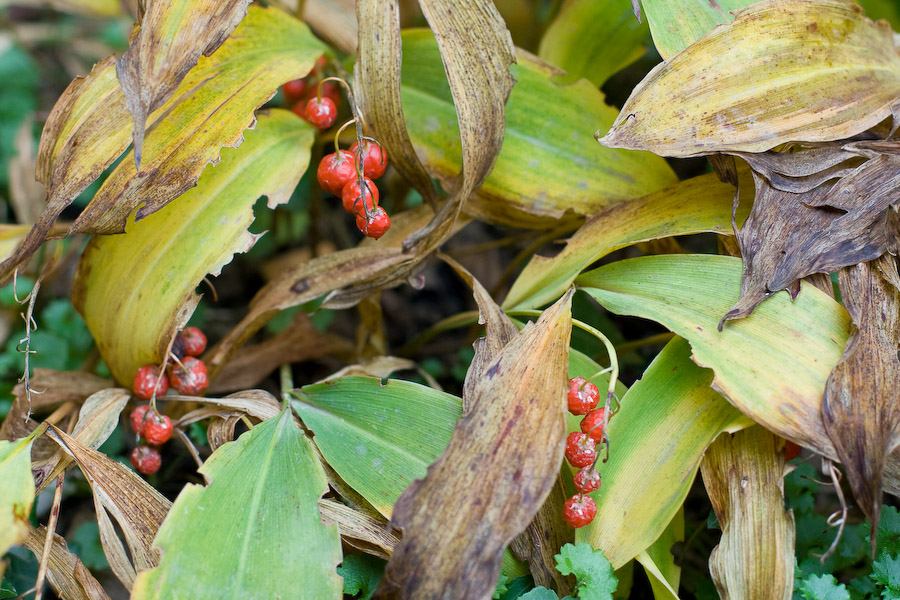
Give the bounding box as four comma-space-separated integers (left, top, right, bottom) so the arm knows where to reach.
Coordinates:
638, 0, 754, 59
0, 429, 41, 558
19, 524, 110, 600
291, 376, 462, 519
402, 30, 676, 227
822, 257, 900, 544
701, 426, 795, 600
503, 170, 751, 311
538, 0, 649, 87
376, 292, 573, 599
132, 408, 342, 598
72, 109, 314, 385
578, 254, 850, 458
635, 509, 683, 600
116, 0, 252, 166
579, 337, 745, 568
599, 0, 900, 158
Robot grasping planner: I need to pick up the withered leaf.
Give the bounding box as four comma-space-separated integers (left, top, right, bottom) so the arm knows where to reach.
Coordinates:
822, 257, 900, 548
22, 524, 110, 600
701, 427, 794, 600
117, 0, 252, 167
721, 153, 900, 326
318, 498, 399, 560
375, 291, 573, 600
46, 425, 171, 591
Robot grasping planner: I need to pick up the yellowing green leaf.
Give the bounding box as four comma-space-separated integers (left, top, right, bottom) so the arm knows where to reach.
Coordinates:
132, 409, 342, 599
5, 0, 122, 17
72, 109, 314, 386
0, 430, 41, 557
599, 0, 900, 158
640, 0, 755, 59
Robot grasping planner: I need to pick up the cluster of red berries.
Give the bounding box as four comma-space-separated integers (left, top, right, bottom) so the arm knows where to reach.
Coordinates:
317, 137, 391, 239
128, 326, 209, 475
561, 376, 614, 529
283, 56, 341, 130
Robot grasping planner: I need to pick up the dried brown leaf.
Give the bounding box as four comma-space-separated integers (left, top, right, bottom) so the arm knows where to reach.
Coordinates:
823, 257, 900, 546
701, 427, 794, 600
318, 498, 399, 560
45, 425, 171, 591
22, 524, 110, 600
375, 291, 573, 600
116, 0, 251, 167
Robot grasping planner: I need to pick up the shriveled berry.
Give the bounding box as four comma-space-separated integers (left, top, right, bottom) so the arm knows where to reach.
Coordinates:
785, 440, 802, 461
573, 467, 602, 493
168, 357, 209, 396
349, 140, 388, 179
180, 326, 207, 357
282, 78, 308, 103
304, 96, 337, 129
131, 446, 162, 475
580, 407, 607, 442
317, 150, 357, 196
356, 207, 391, 239
564, 431, 597, 468
142, 412, 174, 446
133, 365, 168, 400
563, 494, 597, 528
130, 404, 151, 434
567, 377, 600, 415
341, 177, 379, 216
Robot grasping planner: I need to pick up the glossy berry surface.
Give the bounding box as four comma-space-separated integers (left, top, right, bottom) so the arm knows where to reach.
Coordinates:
180, 327, 207, 357
168, 357, 209, 396
341, 177, 379, 216
563, 494, 597, 528
131, 446, 162, 475
785, 440, 802, 461
580, 407, 607, 442
304, 96, 337, 129
567, 377, 600, 415
317, 150, 357, 196
356, 207, 391, 239
133, 365, 168, 400
573, 467, 602, 493
349, 140, 388, 179
564, 431, 597, 468
130, 404, 151, 434
142, 412, 174, 446
282, 78, 308, 102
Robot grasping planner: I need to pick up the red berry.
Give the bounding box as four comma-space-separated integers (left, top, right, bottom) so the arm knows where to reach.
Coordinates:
130, 404, 150, 434
131, 446, 162, 475
564, 432, 597, 468
313, 80, 341, 107
142, 412, 174, 446
567, 377, 600, 415
133, 365, 168, 400
342, 177, 379, 216
282, 78, 308, 102
168, 357, 209, 396
179, 327, 207, 357
317, 150, 357, 196
356, 207, 391, 239
573, 467, 602, 493
563, 494, 597, 528
580, 408, 607, 442
785, 440, 802, 461
304, 96, 337, 129
349, 140, 388, 179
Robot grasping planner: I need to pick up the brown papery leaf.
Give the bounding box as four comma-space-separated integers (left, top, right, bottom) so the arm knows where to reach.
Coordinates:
117, 0, 252, 167
401, 0, 517, 250
721, 154, 900, 327
22, 525, 110, 600
701, 427, 795, 600
318, 498, 399, 560
45, 425, 171, 591
823, 257, 900, 547
354, 0, 438, 210
374, 291, 573, 600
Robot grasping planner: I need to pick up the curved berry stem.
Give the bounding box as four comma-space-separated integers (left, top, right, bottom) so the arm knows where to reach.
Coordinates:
332, 118, 358, 154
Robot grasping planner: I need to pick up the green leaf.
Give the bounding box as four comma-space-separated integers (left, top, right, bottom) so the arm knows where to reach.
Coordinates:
578, 337, 746, 569
131, 408, 342, 599
338, 554, 384, 600
291, 376, 462, 518
519, 587, 561, 600
635, 508, 683, 600
73, 109, 314, 385
494, 573, 510, 599
68, 520, 108, 571
555, 543, 618, 600
876, 507, 900, 556
871, 554, 900, 595
538, 0, 649, 87
639, 0, 755, 59
577, 254, 849, 461
401, 30, 675, 227
798, 574, 851, 600
0, 430, 40, 557
0, 577, 15, 599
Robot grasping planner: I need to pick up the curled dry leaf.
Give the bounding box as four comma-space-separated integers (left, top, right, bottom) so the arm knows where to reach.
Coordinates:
701, 427, 794, 600
116, 0, 252, 167
375, 291, 573, 600
599, 0, 900, 158
822, 257, 900, 547
21, 524, 110, 600
45, 425, 171, 591
318, 498, 399, 560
